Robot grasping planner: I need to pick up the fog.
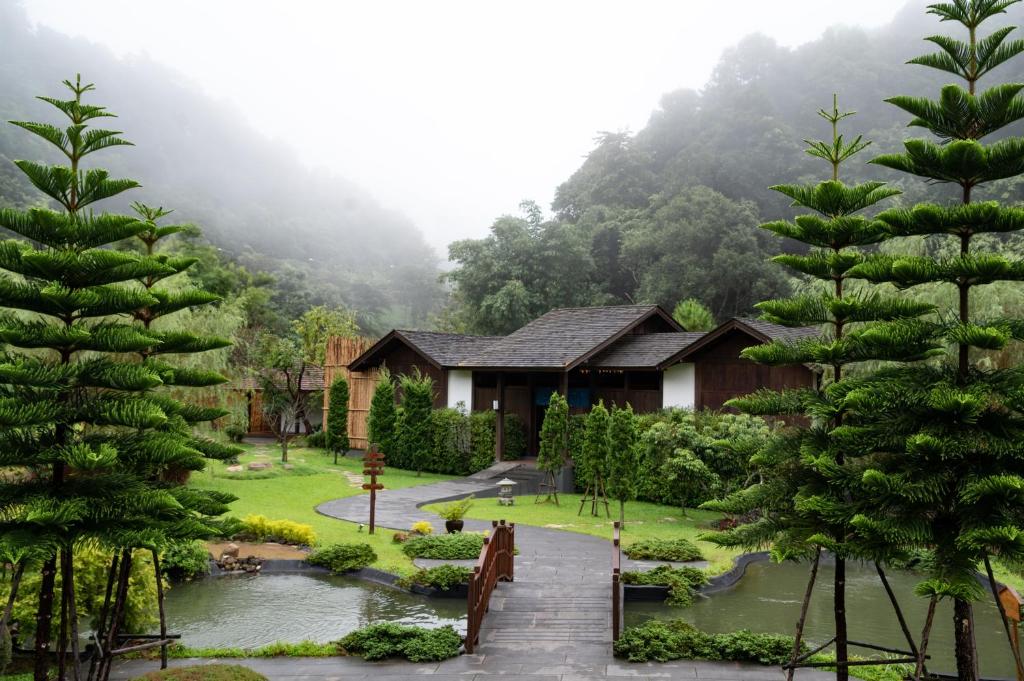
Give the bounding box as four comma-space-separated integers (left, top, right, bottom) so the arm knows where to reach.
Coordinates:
20, 0, 909, 254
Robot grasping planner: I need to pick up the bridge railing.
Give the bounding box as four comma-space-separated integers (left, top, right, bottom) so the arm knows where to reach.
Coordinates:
612, 521, 623, 642
465, 520, 515, 653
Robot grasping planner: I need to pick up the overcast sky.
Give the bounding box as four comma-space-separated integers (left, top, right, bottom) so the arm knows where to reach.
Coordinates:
22, 0, 910, 255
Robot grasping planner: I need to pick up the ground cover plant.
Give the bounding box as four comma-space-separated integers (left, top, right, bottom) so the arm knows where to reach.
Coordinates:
623, 538, 703, 562
396, 565, 472, 591
336, 623, 462, 662
401, 533, 485, 560
188, 444, 455, 575
621, 566, 707, 606
132, 664, 267, 681
239, 515, 317, 546
306, 543, 376, 574
613, 619, 798, 664
159, 541, 211, 581
426, 494, 740, 573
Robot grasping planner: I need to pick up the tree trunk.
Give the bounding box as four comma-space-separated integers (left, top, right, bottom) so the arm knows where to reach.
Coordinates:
619, 500, 625, 529
786, 548, 821, 681
281, 434, 289, 463
834, 556, 848, 681
34, 555, 58, 681
915, 595, 937, 681
953, 597, 979, 681
64, 550, 82, 681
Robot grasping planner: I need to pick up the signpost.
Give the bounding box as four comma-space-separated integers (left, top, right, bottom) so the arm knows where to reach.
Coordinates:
999, 584, 1024, 681
362, 445, 385, 534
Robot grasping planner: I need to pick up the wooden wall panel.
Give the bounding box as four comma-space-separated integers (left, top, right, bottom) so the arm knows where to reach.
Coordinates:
323, 337, 377, 450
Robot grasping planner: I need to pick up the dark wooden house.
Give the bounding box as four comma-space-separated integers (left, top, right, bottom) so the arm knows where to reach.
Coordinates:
348, 305, 819, 458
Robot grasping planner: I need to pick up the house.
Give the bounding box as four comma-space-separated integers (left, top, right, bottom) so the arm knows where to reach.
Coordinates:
345, 304, 819, 458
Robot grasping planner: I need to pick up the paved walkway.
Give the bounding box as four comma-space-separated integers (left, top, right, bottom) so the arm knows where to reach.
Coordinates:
114, 469, 835, 680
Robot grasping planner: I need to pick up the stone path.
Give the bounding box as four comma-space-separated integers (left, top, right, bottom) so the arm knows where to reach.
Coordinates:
113, 469, 835, 680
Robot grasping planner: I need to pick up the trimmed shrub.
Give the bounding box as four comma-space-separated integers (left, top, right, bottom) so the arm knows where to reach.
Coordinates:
613, 619, 799, 664
367, 368, 398, 463
620, 566, 708, 606
326, 375, 350, 455
430, 407, 473, 474
503, 413, 527, 460
337, 623, 462, 662
396, 565, 472, 591
160, 540, 211, 581
623, 538, 703, 562
240, 515, 317, 546
305, 430, 327, 449
401, 533, 485, 560
306, 543, 377, 573
398, 371, 435, 473
134, 664, 268, 680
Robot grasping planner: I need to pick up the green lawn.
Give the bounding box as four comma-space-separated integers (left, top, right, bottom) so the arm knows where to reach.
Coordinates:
188, 444, 455, 575
423, 493, 742, 574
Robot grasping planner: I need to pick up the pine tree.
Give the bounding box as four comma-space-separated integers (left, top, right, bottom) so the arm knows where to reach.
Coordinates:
606, 403, 639, 527
367, 367, 398, 462
327, 375, 350, 464
0, 76, 239, 681
700, 96, 938, 680
398, 370, 434, 475
671, 298, 715, 331
840, 2, 1024, 676
536, 392, 569, 505
578, 400, 611, 517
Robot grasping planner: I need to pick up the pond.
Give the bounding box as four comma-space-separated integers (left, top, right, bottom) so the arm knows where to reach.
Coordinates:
164, 573, 466, 649
626, 559, 1016, 678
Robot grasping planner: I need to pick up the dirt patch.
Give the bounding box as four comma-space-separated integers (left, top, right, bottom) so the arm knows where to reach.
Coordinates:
206, 541, 309, 560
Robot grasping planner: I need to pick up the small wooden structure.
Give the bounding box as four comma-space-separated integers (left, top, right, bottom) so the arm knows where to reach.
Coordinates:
465, 520, 515, 654
362, 447, 385, 534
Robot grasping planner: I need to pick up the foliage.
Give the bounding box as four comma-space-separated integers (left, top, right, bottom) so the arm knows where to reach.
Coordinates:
429, 407, 473, 474
159, 541, 211, 582
304, 430, 327, 449
132, 664, 267, 681
537, 392, 569, 480
409, 521, 434, 536
606, 404, 640, 521
672, 298, 716, 331
580, 400, 611, 490
252, 333, 320, 462
292, 306, 357, 367
366, 368, 398, 460
613, 619, 799, 665
161, 641, 337, 659
623, 538, 703, 562
620, 565, 707, 606
305, 543, 377, 574
435, 496, 474, 522
326, 376, 350, 457
397, 371, 435, 473
401, 533, 484, 560
337, 623, 462, 662
396, 565, 472, 591
239, 515, 317, 546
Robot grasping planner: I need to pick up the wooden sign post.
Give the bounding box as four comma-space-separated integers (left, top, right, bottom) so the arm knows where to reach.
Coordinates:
999, 584, 1024, 681
362, 445, 385, 534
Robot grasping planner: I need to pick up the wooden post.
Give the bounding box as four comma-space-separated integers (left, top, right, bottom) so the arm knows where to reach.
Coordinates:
986, 557, 1024, 681
363, 445, 385, 534
495, 373, 505, 462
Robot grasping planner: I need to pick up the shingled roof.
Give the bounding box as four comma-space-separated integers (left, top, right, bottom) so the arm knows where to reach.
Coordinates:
348, 330, 500, 370
456, 305, 681, 369
665, 317, 821, 364
587, 332, 705, 369
736, 318, 820, 343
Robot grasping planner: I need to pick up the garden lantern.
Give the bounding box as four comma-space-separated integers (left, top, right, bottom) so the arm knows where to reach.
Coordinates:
497, 478, 517, 506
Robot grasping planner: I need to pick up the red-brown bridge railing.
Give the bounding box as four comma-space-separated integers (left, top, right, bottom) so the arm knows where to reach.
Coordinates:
612, 521, 623, 642
465, 520, 515, 653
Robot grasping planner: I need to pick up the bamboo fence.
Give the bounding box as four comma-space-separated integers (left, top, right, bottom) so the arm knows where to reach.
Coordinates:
323, 336, 379, 450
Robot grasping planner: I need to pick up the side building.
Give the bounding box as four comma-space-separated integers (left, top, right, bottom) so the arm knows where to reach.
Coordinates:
343, 304, 818, 458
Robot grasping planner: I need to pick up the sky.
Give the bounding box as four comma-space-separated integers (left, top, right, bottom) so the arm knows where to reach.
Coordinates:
21, 0, 911, 255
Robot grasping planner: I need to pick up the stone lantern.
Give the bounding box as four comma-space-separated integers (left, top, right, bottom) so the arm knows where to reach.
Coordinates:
497, 478, 517, 506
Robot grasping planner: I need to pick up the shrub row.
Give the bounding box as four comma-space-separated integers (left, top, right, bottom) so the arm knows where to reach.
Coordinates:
623, 538, 703, 562
621, 566, 707, 606
337, 623, 462, 662
401, 533, 485, 560
396, 565, 472, 591
160, 540, 211, 581
613, 619, 799, 664
385, 408, 525, 475
239, 515, 318, 546
306, 543, 377, 573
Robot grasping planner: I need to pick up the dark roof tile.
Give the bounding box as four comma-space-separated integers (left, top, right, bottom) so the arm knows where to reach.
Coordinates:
588, 332, 704, 368
396, 330, 501, 367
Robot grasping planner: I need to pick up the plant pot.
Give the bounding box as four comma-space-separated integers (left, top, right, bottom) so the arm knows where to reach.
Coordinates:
445, 520, 464, 533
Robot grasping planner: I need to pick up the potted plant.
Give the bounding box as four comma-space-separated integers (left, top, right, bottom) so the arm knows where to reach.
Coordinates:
436, 496, 474, 533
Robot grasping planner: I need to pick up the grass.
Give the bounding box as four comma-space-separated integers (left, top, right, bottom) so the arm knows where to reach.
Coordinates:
132, 663, 268, 680
423, 493, 742, 574
189, 443, 454, 575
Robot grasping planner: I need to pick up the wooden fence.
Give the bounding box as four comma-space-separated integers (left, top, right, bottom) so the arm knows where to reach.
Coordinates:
322, 336, 379, 450
612, 521, 623, 642
465, 520, 515, 654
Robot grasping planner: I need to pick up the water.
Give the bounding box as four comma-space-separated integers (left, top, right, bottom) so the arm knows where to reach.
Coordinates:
164, 573, 466, 649
626, 560, 1017, 678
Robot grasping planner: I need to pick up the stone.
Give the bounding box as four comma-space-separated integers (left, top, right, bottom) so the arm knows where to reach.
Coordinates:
247, 462, 270, 471
224, 542, 240, 558
226, 464, 243, 472
282, 463, 294, 470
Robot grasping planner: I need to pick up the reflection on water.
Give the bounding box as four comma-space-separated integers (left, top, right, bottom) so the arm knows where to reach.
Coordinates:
626, 560, 1016, 678
164, 573, 466, 649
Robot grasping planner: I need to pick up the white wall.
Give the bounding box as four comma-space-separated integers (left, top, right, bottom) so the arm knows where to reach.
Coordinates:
446, 369, 474, 410
662, 363, 695, 409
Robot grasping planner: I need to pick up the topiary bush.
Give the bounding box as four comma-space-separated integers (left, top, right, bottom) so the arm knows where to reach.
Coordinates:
306, 543, 377, 573
623, 538, 703, 562
135, 664, 268, 680
305, 429, 327, 449
613, 619, 800, 664
401, 533, 484, 560
337, 623, 462, 662
621, 566, 708, 606
396, 565, 472, 591
239, 515, 317, 546
160, 540, 211, 581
